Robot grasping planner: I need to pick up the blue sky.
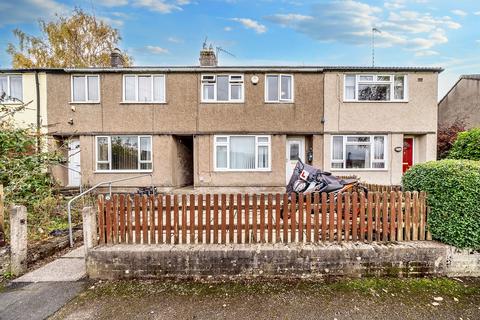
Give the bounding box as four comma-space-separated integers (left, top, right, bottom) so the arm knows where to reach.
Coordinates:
0, 0, 479, 99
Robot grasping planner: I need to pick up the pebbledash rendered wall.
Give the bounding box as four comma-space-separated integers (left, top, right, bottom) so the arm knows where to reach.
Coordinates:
85, 242, 480, 280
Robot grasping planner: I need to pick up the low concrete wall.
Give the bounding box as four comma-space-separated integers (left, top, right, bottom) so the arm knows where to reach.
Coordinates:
87, 242, 457, 280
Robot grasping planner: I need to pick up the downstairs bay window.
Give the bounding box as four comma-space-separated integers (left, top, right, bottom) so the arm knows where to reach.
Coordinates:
96, 135, 152, 171
331, 135, 387, 170
215, 135, 270, 171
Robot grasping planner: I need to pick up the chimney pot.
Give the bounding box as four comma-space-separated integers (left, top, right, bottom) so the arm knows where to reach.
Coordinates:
110, 48, 124, 68
199, 47, 217, 67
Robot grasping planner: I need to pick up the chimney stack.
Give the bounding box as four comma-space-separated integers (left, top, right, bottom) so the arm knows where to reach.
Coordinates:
110, 48, 124, 68
199, 45, 217, 67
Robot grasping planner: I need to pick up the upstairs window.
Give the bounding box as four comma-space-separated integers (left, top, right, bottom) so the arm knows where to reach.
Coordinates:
201, 74, 244, 102
72, 75, 100, 102
0, 75, 22, 103
265, 74, 293, 102
123, 75, 165, 103
344, 75, 407, 102
96, 135, 152, 171
331, 135, 387, 170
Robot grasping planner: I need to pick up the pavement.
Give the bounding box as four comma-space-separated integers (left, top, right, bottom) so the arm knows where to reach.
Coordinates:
0, 246, 87, 320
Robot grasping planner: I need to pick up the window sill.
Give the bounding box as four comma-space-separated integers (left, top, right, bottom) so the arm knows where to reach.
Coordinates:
264, 101, 294, 104
120, 102, 167, 104
94, 170, 153, 174
200, 101, 245, 104
1, 101, 23, 105
343, 100, 409, 103
69, 101, 101, 104
214, 169, 272, 173
329, 168, 389, 172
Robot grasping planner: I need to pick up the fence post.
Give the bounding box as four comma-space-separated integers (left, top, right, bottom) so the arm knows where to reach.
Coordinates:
0, 185, 5, 247
10, 205, 28, 276
82, 206, 98, 256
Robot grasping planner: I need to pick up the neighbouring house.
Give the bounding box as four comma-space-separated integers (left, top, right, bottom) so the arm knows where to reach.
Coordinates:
438, 74, 480, 130
323, 69, 440, 184
0, 71, 48, 134
1, 49, 442, 190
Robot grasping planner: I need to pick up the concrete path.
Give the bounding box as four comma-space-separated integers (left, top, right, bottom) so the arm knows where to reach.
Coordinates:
12, 246, 86, 283
0, 246, 87, 320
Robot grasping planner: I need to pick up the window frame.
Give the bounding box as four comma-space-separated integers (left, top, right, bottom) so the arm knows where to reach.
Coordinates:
214, 135, 271, 172
343, 74, 408, 102
201, 74, 244, 103
122, 74, 166, 103
330, 135, 388, 171
95, 135, 153, 173
264, 74, 294, 103
70, 75, 100, 103
0, 74, 23, 104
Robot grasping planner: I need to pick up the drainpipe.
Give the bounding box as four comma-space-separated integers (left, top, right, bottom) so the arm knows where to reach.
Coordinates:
35, 71, 41, 153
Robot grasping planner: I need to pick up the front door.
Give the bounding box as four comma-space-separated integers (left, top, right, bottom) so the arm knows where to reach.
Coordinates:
68, 139, 81, 187
402, 137, 414, 173
286, 138, 305, 184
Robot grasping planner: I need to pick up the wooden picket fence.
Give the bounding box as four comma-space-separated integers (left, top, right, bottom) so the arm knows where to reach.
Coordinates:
96, 191, 430, 245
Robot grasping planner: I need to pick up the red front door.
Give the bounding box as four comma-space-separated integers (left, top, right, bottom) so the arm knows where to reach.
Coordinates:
403, 138, 413, 173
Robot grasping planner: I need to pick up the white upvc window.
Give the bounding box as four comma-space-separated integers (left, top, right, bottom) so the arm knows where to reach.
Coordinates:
0, 74, 22, 103
201, 74, 244, 102
344, 74, 407, 102
331, 135, 387, 170
214, 135, 271, 171
71, 75, 100, 103
265, 74, 294, 102
123, 74, 166, 103
95, 135, 153, 172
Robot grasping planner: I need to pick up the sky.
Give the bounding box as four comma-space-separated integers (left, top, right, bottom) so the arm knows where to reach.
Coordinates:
0, 0, 479, 99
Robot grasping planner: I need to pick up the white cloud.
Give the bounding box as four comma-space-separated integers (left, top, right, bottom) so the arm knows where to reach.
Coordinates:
146, 45, 169, 54
98, 15, 124, 27
476, 40, 480, 44
415, 50, 439, 57
224, 26, 233, 32
0, 0, 68, 26
167, 36, 183, 43
384, 0, 405, 10
230, 18, 267, 34
474, 11, 480, 15
451, 9, 467, 17
266, 1, 461, 53
97, 0, 128, 7
132, 0, 189, 13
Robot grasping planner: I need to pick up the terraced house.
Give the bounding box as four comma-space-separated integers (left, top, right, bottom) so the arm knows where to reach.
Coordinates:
0, 48, 442, 190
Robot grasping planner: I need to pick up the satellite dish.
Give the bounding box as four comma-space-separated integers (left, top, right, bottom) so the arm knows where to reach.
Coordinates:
251, 75, 259, 85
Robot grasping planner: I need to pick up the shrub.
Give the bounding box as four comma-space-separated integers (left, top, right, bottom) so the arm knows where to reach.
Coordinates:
402, 160, 480, 249
437, 119, 466, 159
448, 127, 480, 160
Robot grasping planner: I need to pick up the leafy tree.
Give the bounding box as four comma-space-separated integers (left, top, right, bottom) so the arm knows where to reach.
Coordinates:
7, 8, 132, 68
448, 127, 480, 161
437, 119, 466, 159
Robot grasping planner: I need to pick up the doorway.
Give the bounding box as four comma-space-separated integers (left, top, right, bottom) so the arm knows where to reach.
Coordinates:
285, 137, 305, 184
402, 137, 414, 173
68, 139, 81, 187
173, 136, 194, 187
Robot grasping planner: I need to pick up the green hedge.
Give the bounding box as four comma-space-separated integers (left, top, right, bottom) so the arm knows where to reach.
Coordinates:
448, 128, 480, 160
402, 160, 480, 249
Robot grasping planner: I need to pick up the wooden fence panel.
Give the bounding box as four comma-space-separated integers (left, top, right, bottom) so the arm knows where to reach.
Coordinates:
206, 194, 211, 244
237, 194, 243, 244
97, 191, 431, 246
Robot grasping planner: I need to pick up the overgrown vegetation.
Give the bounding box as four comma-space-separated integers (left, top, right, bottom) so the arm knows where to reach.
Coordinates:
403, 160, 480, 249
437, 119, 466, 159
447, 127, 480, 161
0, 96, 71, 241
